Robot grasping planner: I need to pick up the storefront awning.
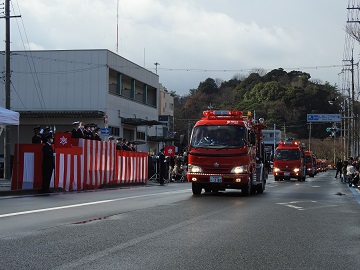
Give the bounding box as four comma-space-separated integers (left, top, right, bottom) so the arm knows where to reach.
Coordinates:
122, 118, 165, 126
147, 136, 176, 142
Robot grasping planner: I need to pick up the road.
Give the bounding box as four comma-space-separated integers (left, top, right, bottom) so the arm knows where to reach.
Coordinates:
0, 171, 359, 270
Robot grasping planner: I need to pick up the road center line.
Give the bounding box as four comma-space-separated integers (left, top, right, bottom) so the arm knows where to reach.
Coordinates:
0, 189, 191, 219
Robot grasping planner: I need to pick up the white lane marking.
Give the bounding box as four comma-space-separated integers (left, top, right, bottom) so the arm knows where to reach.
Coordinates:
0, 189, 191, 219
276, 200, 317, 211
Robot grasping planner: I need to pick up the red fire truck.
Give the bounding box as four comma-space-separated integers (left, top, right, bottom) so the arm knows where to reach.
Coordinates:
273, 140, 306, 181
187, 110, 268, 195
304, 150, 316, 177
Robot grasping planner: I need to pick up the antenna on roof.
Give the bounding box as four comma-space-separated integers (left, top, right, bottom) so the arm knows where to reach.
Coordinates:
116, 0, 119, 54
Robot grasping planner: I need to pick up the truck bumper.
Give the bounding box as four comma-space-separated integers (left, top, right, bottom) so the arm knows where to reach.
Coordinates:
187, 173, 249, 188
273, 171, 301, 179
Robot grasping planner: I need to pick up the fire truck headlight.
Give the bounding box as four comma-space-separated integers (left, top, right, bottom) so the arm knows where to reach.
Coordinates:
231, 165, 248, 174
188, 164, 203, 173
273, 167, 280, 172
293, 168, 300, 173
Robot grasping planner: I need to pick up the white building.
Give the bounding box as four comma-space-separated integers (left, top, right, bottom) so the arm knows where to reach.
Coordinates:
0, 49, 170, 153
154, 84, 175, 142
262, 129, 282, 155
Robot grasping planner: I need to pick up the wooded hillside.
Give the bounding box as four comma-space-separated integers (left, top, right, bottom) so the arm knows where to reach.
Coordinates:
173, 68, 358, 160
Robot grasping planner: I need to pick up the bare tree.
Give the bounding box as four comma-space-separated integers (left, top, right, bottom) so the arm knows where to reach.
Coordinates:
345, 23, 360, 43
249, 67, 267, 77
215, 78, 224, 88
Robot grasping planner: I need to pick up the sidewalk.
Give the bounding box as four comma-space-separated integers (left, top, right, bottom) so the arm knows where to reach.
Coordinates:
0, 178, 152, 197
0, 178, 10, 191
0, 178, 45, 196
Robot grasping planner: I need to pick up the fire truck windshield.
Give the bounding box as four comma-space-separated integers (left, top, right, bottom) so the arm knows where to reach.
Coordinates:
274, 149, 300, 161
190, 125, 246, 148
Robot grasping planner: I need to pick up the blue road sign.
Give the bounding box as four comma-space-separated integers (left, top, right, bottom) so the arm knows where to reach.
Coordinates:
307, 114, 341, 122
100, 128, 110, 135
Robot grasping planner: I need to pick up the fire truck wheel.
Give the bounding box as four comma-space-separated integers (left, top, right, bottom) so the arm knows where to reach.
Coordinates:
192, 183, 202, 195
274, 176, 280, 181
257, 182, 265, 194
242, 179, 252, 196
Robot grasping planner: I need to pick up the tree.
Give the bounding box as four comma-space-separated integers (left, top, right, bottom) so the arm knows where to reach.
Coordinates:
197, 78, 219, 94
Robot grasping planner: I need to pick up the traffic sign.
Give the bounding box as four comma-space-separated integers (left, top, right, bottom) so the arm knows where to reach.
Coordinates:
307, 114, 341, 122
100, 128, 110, 135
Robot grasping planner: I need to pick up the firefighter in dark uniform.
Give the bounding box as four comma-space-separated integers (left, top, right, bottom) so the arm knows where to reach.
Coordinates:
71, 121, 83, 138
93, 127, 102, 141
116, 138, 123, 150
41, 126, 51, 142
42, 132, 55, 193
158, 148, 166, 186
32, 126, 42, 144
83, 123, 93, 140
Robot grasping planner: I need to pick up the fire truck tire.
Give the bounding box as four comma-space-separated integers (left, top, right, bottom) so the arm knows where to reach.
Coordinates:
242, 179, 252, 196
274, 176, 280, 181
257, 182, 265, 193
192, 183, 202, 195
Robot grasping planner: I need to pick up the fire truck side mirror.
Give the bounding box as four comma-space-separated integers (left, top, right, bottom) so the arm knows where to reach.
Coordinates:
249, 132, 256, 145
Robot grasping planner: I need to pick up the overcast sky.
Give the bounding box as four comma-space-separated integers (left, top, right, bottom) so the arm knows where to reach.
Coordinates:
3, 0, 351, 96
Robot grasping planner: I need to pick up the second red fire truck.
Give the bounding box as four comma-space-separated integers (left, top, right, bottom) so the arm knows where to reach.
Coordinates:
272, 139, 306, 181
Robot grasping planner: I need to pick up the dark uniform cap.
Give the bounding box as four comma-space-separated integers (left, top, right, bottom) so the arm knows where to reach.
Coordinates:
72, 121, 80, 126
33, 126, 41, 131
95, 127, 101, 132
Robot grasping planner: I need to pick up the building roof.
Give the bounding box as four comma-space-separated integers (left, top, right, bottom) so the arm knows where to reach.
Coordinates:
19, 110, 105, 119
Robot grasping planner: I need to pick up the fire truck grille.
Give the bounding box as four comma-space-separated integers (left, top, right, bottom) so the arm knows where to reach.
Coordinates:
203, 167, 231, 174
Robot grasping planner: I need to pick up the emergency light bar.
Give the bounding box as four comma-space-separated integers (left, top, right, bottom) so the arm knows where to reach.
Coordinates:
203, 110, 243, 117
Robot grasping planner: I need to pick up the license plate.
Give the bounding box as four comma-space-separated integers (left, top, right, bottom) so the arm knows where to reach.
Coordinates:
284, 172, 290, 176
210, 176, 222, 183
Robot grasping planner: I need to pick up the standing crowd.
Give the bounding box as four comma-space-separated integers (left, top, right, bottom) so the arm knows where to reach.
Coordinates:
335, 158, 360, 187
32, 121, 137, 151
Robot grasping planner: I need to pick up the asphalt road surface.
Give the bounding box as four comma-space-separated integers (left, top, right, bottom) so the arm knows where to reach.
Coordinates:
0, 171, 359, 270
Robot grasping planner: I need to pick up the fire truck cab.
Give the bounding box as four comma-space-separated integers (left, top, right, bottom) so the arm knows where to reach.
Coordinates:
187, 110, 267, 195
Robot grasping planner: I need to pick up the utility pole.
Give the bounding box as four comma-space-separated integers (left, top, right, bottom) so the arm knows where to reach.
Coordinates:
308, 122, 311, 152
2, 0, 20, 179
351, 51, 356, 158
154, 62, 160, 74
4, 0, 11, 180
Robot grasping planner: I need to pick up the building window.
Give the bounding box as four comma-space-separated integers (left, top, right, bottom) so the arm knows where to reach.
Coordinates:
136, 131, 146, 141
109, 126, 120, 136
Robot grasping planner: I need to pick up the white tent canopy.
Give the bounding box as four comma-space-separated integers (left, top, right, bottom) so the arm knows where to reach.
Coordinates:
0, 106, 19, 125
